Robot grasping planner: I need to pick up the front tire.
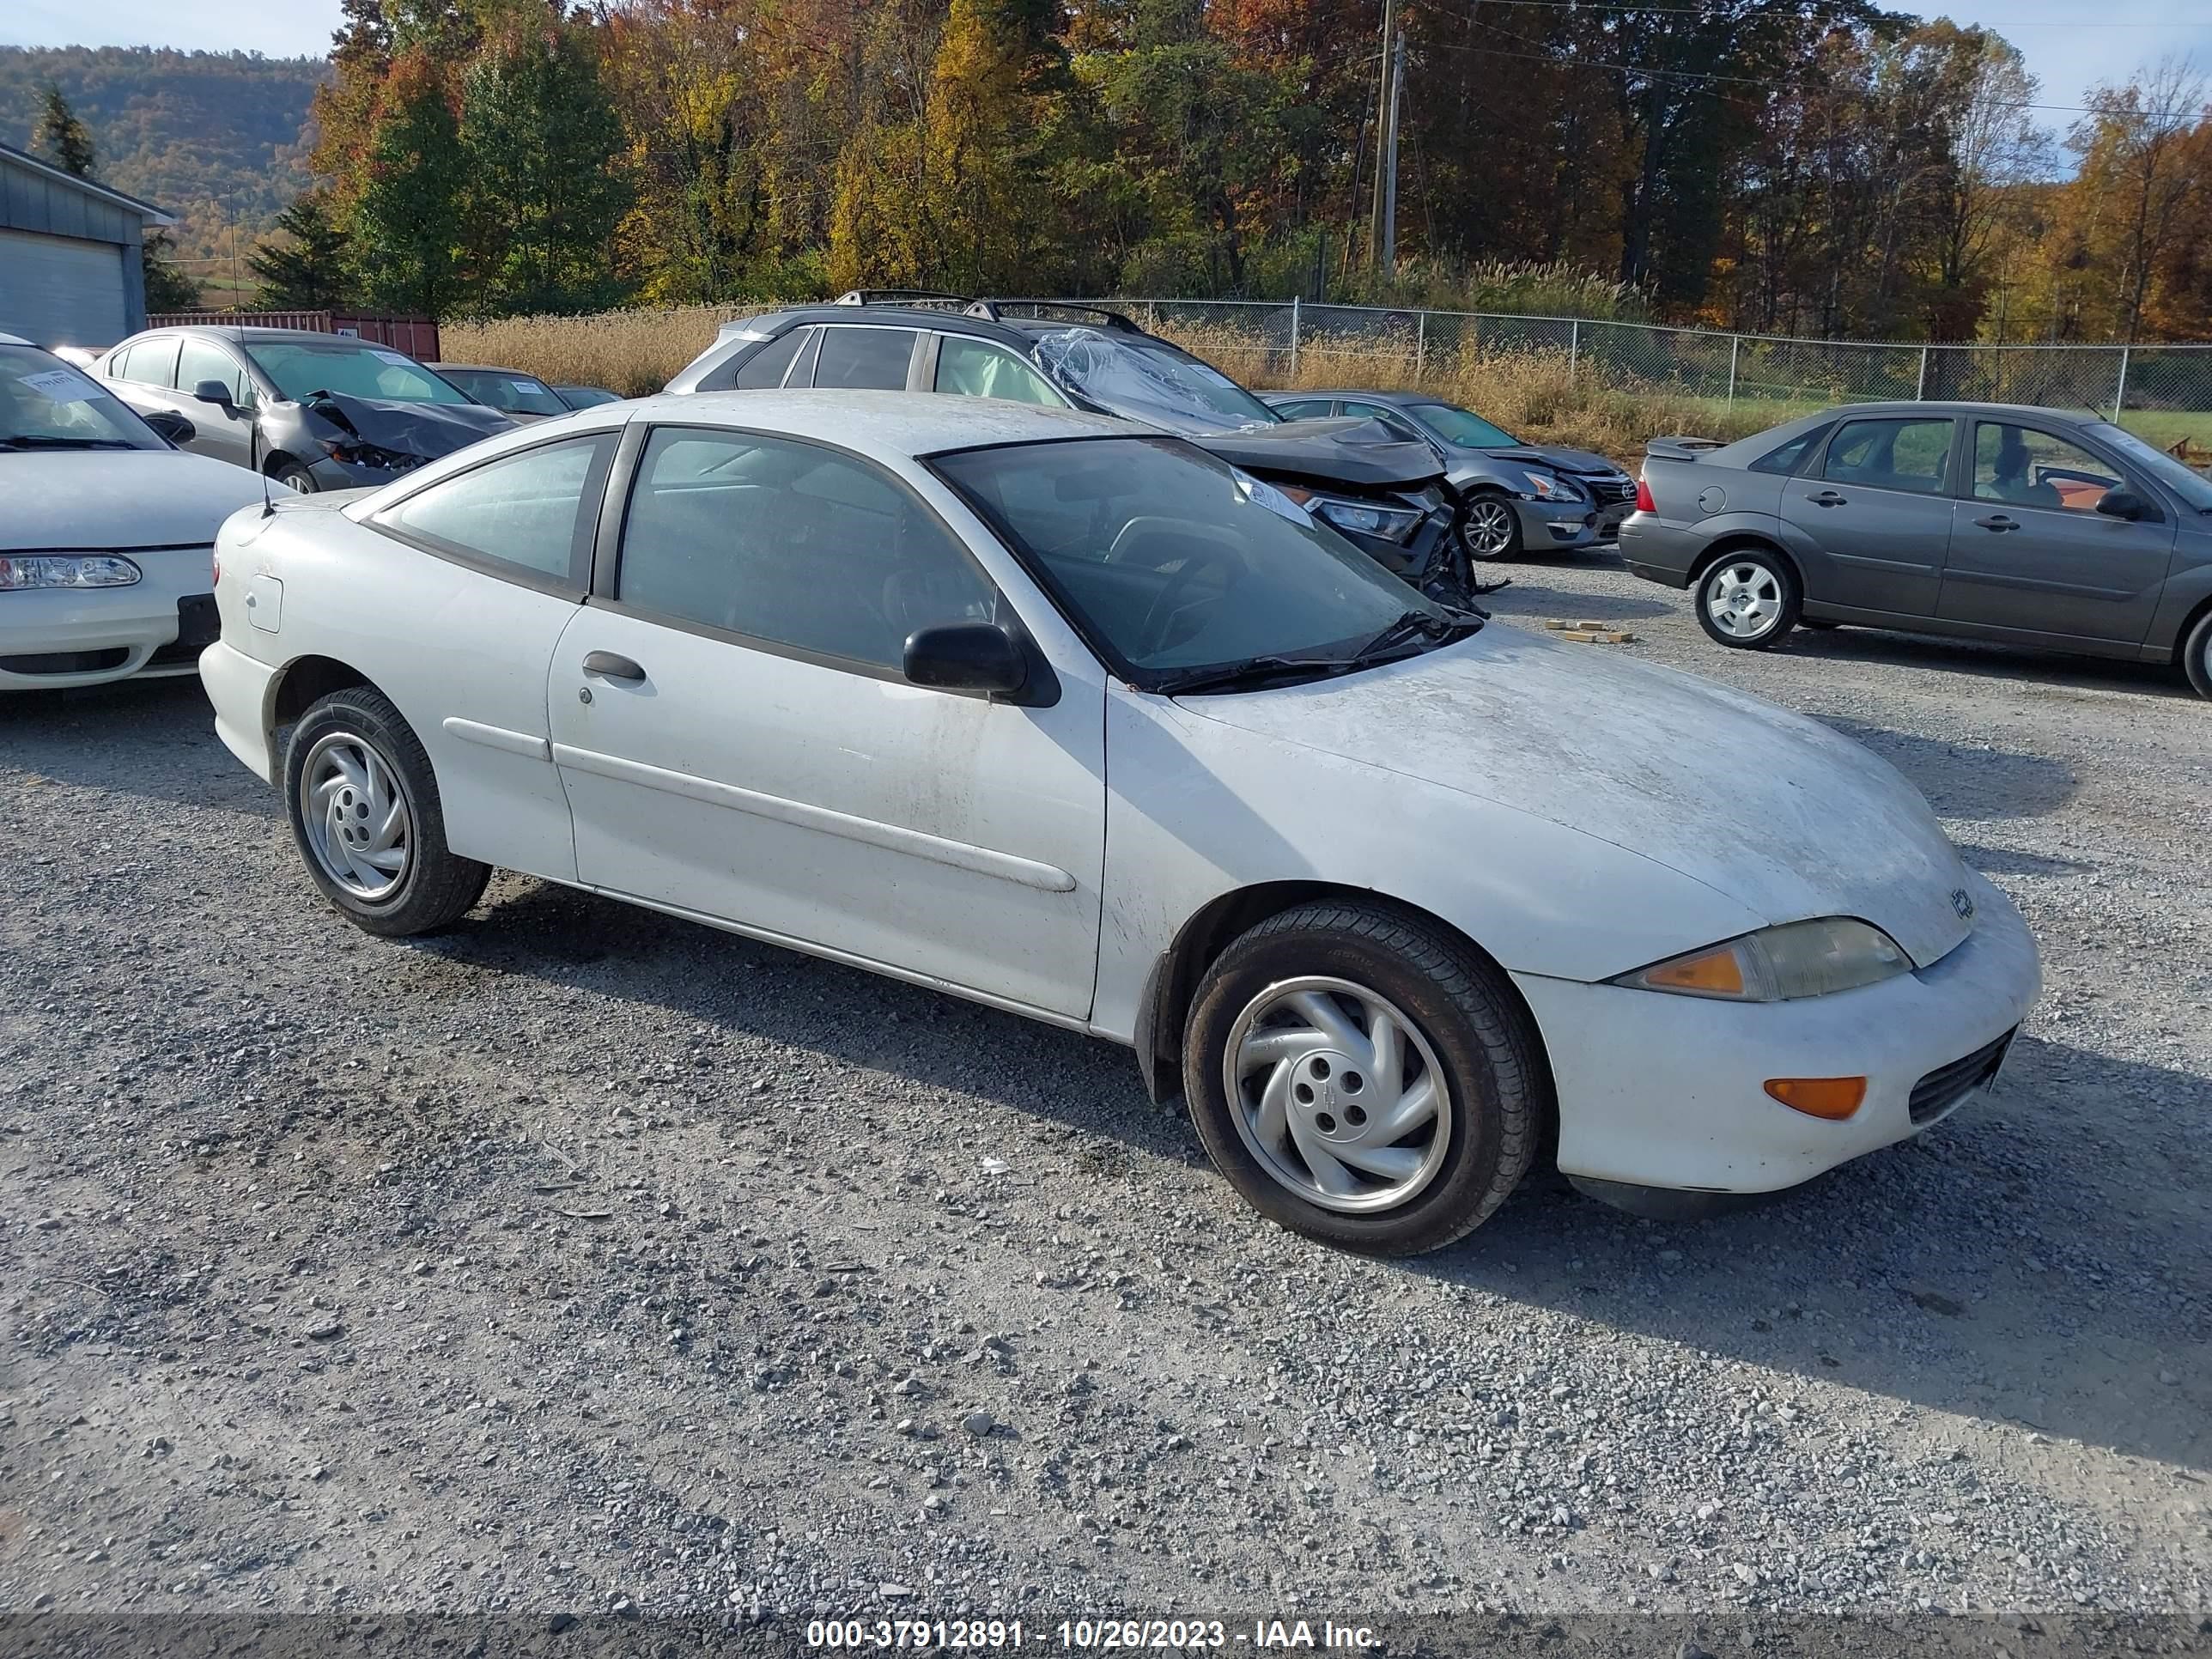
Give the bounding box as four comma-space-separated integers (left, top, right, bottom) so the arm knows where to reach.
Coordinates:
1696, 547, 1801, 649
284, 685, 489, 935
1181, 902, 1542, 1255
271, 459, 319, 494
1460, 492, 1522, 562
2184, 608, 2212, 700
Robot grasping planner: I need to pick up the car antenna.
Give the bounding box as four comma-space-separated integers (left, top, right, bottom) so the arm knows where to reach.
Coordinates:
260, 465, 275, 518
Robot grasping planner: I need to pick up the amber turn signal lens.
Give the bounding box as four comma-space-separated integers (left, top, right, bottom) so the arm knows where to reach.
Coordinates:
1763, 1076, 1867, 1120
1642, 945, 1746, 996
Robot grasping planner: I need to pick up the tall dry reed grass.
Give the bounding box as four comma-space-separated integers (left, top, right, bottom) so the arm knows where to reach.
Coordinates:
444, 305, 1782, 459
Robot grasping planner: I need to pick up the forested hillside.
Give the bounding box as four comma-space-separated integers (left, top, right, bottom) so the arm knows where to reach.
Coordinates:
0, 46, 327, 262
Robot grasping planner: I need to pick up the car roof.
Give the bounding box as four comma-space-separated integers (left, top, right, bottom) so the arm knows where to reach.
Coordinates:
0, 331, 33, 347
719, 306, 1044, 353
621, 388, 1137, 455
431, 363, 544, 379
124, 325, 407, 347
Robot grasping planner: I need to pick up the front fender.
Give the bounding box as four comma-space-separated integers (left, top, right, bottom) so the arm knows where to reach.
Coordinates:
1091, 690, 1765, 1046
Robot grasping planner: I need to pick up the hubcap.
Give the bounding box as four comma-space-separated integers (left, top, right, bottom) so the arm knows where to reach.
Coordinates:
299, 732, 411, 902
1463, 501, 1514, 558
1706, 560, 1782, 638
1224, 976, 1453, 1215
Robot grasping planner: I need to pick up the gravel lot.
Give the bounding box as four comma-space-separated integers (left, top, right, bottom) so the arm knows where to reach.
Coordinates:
3, 552, 2208, 1644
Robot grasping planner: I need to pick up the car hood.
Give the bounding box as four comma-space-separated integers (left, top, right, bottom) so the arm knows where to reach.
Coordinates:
1192, 417, 1444, 490
1, 449, 269, 550
291, 392, 515, 458
1479, 442, 1624, 477
1174, 624, 1977, 969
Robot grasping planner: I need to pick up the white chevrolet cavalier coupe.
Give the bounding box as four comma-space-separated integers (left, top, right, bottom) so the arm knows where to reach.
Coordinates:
200, 392, 2040, 1254
2, 334, 271, 691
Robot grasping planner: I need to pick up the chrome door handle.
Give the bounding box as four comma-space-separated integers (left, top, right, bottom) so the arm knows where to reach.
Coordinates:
1973, 514, 2018, 532
582, 650, 646, 682
1808, 490, 1847, 507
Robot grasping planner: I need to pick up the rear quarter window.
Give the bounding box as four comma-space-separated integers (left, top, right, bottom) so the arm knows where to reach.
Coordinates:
1748, 425, 1828, 475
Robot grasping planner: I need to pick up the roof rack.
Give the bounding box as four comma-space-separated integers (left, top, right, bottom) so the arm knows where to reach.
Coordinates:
832, 289, 974, 309
964, 299, 1145, 334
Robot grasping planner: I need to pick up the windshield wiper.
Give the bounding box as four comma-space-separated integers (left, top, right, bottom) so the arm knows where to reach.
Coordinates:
1352, 607, 1484, 663
0, 435, 138, 451
1151, 655, 1364, 696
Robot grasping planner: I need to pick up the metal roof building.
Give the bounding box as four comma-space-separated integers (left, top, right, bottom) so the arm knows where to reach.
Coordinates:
0, 140, 177, 349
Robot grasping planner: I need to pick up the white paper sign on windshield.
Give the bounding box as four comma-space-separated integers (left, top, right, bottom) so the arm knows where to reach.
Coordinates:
19, 368, 99, 404
373, 349, 414, 368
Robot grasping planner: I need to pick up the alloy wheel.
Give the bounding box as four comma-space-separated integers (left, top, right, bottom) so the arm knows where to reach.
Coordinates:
1223, 975, 1453, 1215
1462, 499, 1516, 559
298, 732, 412, 902
1705, 560, 1784, 640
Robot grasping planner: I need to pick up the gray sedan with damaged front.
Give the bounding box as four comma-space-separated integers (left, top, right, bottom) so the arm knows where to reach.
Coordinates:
1620, 401, 2212, 697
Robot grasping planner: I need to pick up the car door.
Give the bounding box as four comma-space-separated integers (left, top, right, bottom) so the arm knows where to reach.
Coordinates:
101, 335, 183, 434
1936, 418, 2179, 646
173, 336, 258, 470
356, 430, 620, 880
1779, 414, 1958, 617
546, 422, 1108, 1019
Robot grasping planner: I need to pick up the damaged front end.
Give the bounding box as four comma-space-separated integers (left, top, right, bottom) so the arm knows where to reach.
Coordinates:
294, 390, 511, 479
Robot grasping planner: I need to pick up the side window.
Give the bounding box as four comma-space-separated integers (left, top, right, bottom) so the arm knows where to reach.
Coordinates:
1342, 401, 1427, 443
1821, 417, 1953, 495
617, 426, 995, 672
1973, 422, 2124, 514
177, 338, 247, 404
1273, 398, 1334, 419
1749, 426, 1826, 475
377, 435, 611, 587
811, 327, 917, 391
101, 343, 136, 381
933, 336, 1064, 406
127, 336, 182, 390
730, 328, 809, 391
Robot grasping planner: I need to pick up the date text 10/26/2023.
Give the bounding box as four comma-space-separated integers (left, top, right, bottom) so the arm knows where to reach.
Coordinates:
805, 1620, 1380, 1650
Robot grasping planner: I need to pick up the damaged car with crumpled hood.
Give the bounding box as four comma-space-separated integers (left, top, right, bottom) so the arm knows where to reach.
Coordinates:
663, 295, 1474, 603
94, 325, 516, 495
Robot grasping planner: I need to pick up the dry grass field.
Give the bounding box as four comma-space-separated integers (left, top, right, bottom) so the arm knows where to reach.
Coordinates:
444, 305, 1812, 459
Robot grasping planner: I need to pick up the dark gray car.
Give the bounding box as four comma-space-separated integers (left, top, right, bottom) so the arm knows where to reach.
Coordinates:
94, 326, 515, 493
1266, 388, 1638, 562
1621, 400, 2212, 697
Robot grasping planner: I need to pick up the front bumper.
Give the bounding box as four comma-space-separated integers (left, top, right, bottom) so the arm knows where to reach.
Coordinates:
1331, 498, 1458, 589
1515, 871, 2041, 1197
0, 547, 218, 691
1514, 498, 1602, 550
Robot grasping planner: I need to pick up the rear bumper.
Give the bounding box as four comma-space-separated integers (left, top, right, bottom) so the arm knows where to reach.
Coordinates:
1617, 514, 1701, 586
0, 547, 216, 690
1516, 872, 2041, 1196
203, 637, 282, 783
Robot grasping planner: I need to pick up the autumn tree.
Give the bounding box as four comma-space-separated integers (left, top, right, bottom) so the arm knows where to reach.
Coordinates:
2060, 59, 2209, 342
350, 50, 468, 316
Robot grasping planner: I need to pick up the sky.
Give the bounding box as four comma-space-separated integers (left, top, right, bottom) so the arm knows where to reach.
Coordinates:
6, 0, 2212, 130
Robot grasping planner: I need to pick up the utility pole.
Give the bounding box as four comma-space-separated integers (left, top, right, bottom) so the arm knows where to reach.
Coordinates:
1368, 0, 1395, 272
1381, 30, 1404, 273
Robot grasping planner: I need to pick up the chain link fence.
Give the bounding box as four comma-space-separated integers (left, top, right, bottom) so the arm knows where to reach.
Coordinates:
1127, 298, 2212, 457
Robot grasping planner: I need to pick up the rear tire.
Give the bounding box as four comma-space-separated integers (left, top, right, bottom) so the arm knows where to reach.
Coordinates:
2184, 609, 2212, 700
283, 685, 489, 936
1695, 547, 1801, 650
1181, 902, 1542, 1255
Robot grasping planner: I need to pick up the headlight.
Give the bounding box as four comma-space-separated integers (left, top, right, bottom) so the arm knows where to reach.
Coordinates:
0, 554, 142, 591
1519, 471, 1584, 502
1280, 487, 1425, 544
1612, 917, 1911, 1002
319, 439, 423, 472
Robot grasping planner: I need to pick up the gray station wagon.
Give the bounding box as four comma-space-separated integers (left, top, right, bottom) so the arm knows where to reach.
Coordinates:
1620, 401, 2212, 697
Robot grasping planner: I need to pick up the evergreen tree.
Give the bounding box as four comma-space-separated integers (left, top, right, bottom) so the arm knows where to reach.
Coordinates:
460, 21, 632, 314
350, 51, 468, 317
34, 81, 97, 177
141, 228, 202, 311
248, 191, 356, 308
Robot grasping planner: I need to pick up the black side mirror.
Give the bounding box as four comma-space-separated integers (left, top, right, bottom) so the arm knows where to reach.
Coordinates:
191, 379, 235, 408
2096, 489, 2147, 521
142, 410, 196, 445
903, 622, 1027, 696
